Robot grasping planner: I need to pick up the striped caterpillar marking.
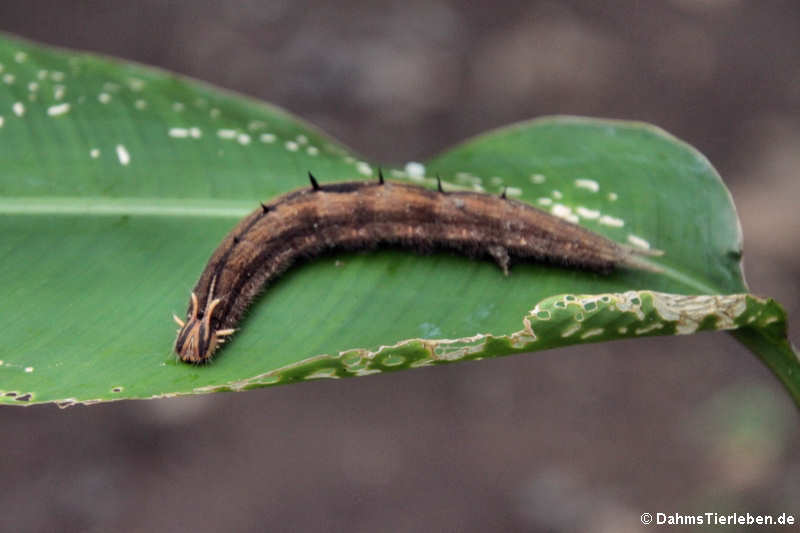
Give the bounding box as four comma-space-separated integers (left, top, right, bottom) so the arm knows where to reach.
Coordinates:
173, 172, 661, 363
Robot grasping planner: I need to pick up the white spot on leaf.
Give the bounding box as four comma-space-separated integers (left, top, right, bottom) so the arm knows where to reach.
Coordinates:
551, 204, 579, 223
356, 161, 373, 176
574, 178, 599, 192
116, 144, 130, 166
627, 234, 651, 250
47, 103, 70, 117
576, 206, 600, 219
635, 323, 664, 335
12, 102, 24, 117
598, 215, 624, 227
405, 162, 426, 180
580, 328, 605, 339
305, 368, 339, 380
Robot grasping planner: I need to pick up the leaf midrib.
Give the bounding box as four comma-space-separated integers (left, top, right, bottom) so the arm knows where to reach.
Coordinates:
1, 195, 723, 295
0, 196, 252, 218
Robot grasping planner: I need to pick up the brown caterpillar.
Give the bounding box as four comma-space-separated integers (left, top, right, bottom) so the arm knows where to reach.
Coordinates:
173, 172, 661, 363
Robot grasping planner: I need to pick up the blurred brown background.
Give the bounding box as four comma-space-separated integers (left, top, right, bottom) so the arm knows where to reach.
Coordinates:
1, 1, 798, 532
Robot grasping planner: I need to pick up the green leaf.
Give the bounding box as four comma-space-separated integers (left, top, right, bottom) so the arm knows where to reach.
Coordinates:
0, 34, 797, 407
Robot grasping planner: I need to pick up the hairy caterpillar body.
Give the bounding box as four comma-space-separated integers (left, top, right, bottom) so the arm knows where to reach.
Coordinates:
173, 173, 661, 363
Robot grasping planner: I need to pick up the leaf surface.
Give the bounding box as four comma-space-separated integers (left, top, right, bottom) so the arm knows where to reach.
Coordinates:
0, 34, 796, 407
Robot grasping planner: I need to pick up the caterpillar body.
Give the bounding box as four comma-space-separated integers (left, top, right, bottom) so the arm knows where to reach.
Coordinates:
173, 173, 661, 363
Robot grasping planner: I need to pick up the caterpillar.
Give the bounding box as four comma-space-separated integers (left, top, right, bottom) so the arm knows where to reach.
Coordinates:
173, 172, 661, 363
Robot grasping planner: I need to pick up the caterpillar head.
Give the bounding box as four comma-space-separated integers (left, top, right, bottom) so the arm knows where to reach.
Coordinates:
173, 292, 234, 363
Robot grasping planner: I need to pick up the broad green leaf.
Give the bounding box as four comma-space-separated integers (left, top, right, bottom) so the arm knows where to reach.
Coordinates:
0, 34, 796, 407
